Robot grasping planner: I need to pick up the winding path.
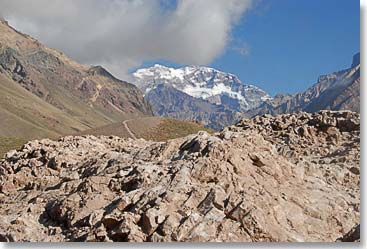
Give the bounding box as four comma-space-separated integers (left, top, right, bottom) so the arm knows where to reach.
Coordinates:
123, 119, 137, 139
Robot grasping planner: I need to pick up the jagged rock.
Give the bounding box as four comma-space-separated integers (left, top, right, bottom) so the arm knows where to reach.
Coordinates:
0, 111, 360, 242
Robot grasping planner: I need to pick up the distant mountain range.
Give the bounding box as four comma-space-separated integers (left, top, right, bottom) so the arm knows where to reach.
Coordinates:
132, 55, 360, 129
246, 53, 360, 117
0, 19, 152, 140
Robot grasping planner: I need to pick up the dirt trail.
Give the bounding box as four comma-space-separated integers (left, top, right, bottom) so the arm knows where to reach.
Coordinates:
123, 119, 137, 139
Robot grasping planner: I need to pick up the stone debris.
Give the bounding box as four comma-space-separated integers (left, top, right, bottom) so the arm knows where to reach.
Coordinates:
0, 111, 360, 242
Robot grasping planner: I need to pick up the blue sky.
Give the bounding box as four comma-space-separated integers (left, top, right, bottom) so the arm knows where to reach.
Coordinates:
141, 0, 360, 95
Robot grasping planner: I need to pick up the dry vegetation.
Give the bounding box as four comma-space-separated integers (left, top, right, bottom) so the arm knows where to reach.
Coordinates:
80, 117, 213, 142
136, 117, 213, 141
0, 137, 27, 158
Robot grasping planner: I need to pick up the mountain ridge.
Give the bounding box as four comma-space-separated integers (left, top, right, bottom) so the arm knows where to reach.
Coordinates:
133, 64, 271, 112
0, 19, 153, 140
132, 54, 360, 129
144, 84, 245, 130
132, 64, 271, 129
246, 53, 360, 117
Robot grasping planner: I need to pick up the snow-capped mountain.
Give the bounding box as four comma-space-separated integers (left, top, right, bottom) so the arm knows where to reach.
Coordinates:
133, 64, 271, 112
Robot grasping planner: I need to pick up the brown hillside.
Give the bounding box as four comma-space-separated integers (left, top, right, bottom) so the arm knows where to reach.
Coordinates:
79, 117, 213, 142
0, 19, 153, 137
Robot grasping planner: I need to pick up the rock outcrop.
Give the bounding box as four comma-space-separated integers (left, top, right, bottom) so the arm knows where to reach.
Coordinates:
0, 111, 360, 242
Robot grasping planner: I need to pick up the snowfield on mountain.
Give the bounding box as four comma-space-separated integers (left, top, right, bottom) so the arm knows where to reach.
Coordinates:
133, 64, 271, 112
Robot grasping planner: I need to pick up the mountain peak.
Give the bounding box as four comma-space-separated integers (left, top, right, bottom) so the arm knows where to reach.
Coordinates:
132, 64, 271, 114
152, 63, 169, 69
0, 17, 9, 26
88, 65, 119, 81
351, 52, 360, 68
133, 64, 241, 85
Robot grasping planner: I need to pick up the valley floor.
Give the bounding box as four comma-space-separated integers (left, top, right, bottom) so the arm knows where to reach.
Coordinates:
79, 117, 213, 142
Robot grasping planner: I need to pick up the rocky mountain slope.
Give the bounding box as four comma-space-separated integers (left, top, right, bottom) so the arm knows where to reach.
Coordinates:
132, 64, 270, 129
144, 84, 245, 130
0, 73, 89, 139
247, 53, 360, 117
133, 64, 271, 111
0, 19, 152, 140
0, 111, 359, 242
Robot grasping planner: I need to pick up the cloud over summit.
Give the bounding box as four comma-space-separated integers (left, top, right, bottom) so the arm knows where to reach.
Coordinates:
0, 0, 252, 80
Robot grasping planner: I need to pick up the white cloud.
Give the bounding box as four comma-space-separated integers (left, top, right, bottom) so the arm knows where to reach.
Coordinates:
0, 0, 252, 81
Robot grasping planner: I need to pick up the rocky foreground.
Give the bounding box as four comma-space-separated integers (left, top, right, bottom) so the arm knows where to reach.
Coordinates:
0, 111, 360, 242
